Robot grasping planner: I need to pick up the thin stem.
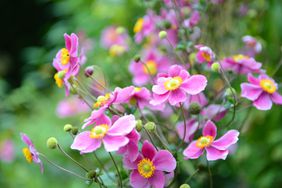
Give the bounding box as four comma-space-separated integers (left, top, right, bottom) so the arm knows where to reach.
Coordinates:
144, 129, 159, 151
177, 103, 187, 150
185, 168, 200, 182
154, 132, 169, 150
93, 152, 115, 181
166, 38, 186, 65
108, 152, 123, 188
207, 161, 213, 188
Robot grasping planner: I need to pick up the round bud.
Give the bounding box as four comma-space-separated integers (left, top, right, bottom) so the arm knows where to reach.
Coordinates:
64, 124, 73, 132
71, 127, 79, 135
46, 137, 58, 149
158, 31, 167, 39
84, 66, 94, 77
179, 184, 191, 188
188, 102, 201, 115
136, 120, 143, 132
86, 170, 97, 179
163, 21, 171, 29
144, 122, 156, 132
57, 71, 66, 79
134, 54, 141, 62
225, 87, 236, 97
116, 27, 125, 34
211, 62, 220, 72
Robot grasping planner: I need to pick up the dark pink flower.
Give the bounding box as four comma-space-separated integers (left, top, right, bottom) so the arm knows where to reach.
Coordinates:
177, 118, 199, 142
201, 104, 228, 122
195, 45, 215, 65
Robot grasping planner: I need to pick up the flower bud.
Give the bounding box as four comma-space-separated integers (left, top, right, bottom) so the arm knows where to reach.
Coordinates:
158, 31, 167, 39
163, 21, 171, 29
86, 170, 97, 179
144, 122, 156, 132
179, 184, 191, 188
46, 137, 58, 149
211, 62, 220, 72
188, 102, 201, 115
225, 87, 236, 97
84, 66, 94, 77
116, 27, 125, 34
70, 84, 78, 95
64, 124, 73, 132
134, 54, 141, 62
136, 120, 143, 132
57, 70, 66, 79
71, 127, 79, 135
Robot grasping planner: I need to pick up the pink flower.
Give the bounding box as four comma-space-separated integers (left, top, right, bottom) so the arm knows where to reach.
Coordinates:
20, 133, 44, 173
195, 45, 215, 65
123, 141, 176, 188
177, 118, 199, 143
241, 74, 282, 110
129, 49, 170, 86
151, 65, 207, 106
184, 92, 208, 108
220, 54, 262, 74
183, 11, 201, 28
183, 121, 239, 161
201, 104, 228, 122
242, 35, 262, 57
71, 114, 136, 153
0, 139, 15, 163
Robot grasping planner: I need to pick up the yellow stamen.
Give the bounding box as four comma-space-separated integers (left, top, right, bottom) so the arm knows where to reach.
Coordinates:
109, 45, 125, 57
54, 73, 64, 88
134, 87, 142, 92
164, 76, 183, 91
232, 54, 249, 62
93, 93, 111, 109
196, 136, 214, 149
202, 51, 211, 62
61, 48, 70, 65
143, 60, 157, 75
90, 124, 109, 139
134, 18, 144, 33
22, 147, 33, 163
137, 158, 156, 178
260, 79, 276, 94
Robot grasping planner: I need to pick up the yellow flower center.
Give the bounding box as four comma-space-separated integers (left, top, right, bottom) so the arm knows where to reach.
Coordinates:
143, 60, 157, 75
109, 45, 125, 57
54, 73, 64, 88
260, 79, 276, 94
202, 51, 211, 62
232, 54, 249, 62
22, 147, 33, 163
164, 76, 183, 91
90, 124, 109, 139
137, 158, 156, 178
134, 87, 142, 92
61, 48, 70, 65
196, 136, 214, 149
134, 18, 144, 33
93, 93, 111, 109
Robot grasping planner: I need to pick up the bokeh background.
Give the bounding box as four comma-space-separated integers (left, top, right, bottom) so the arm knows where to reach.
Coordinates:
0, 0, 282, 187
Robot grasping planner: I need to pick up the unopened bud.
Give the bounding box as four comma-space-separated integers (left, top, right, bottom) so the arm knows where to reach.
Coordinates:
179, 184, 191, 188
211, 62, 220, 72
134, 54, 141, 62
188, 102, 201, 115
71, 127, 79, 135
116, 27, 125, 34
144, 122, 156, 132
84, 66, 94, 77
64, 124, 73, 132
136, 120, 143, 132
57, 71, 66, 79
46, 137, 58, 149
225, 87, 236, 97
86, 170, 97, 179
159, 31, 167, 39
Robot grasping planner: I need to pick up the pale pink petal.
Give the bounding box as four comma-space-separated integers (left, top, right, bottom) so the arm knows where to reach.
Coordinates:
152, 84, 167, 95
71, 132, 102, 153
168, 65, 182, 77
205, 147, 228, 161
142, 140, 157, 160
70, 33, 78, 55
130, 170, 150, 188
183, 141, 204, 159
203, 120, 217, 137
148, 171, 165, 188
20, 133, 33, 147
212, 130, 239, 150
179, 70, 190, 80
168, 89, 186, 105
241, 83, 262, 100
152, 150, 176, 172
271, 92, 282, 105
103, 135, 129, 152
247, 74, 260, 85
107, 115, 136, 136
150, 92, 170, 106
253, 93, 272, 110
182, 75, 207, 95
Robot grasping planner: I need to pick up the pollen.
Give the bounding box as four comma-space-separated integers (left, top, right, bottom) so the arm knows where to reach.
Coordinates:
93, 93, 111, 109
196, 136, 214, 149
260, 79, 276, 94
143, 60, 157, 75
164, 76, 183, 91
137, 158, 156, 178
232, 54, 249, 62
134, 18, 144, 33
109, 45, 125, 57
22, 147, 33, 163
202, 51, 212, 62
61, 48, 70, 65
90, 124, 109, 139
54, 73, 64, 88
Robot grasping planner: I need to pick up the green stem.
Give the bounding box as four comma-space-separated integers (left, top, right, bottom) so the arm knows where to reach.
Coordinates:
108, 152, 123, 188
93, 152, 115, 181
207, 161, 213, 188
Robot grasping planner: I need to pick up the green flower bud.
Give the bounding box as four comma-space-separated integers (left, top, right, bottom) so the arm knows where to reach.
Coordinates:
64, 124, 73, 132
225, 87, 236, 97
163, 21, 171, 29
136, 120, 143, 132
46, 137, 58, 149
57, 70, 66, 79
134, 54, 141, 62
86, 170, 97, 179
144, 122, 156, 132
179, 184, 191, 188
158, 31, 167, 39
116, 27, 125, 34
71, 127, 79, 135
211, 62, 220, 72
189, 102, 201, 115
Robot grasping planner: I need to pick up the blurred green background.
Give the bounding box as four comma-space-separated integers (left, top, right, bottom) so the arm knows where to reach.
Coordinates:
0, 0, 282, 187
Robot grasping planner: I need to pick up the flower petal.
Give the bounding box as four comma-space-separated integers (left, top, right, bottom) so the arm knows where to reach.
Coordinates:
142, 140, 157, 160
168, 65, 182, 77
103, 135, 129, 152
71, 132, 101, 153
107, 115, 136, 136
152, 84, 167, 95
253, 93, 272, 110
241, 83, 262, 100
182, 75, 207, 95
130, 170, 150, 188
168, 89, 186, 105
212, 130, 239, 150
206, 147, 228, 161
152, 150, 176, 172
202, 120, 217, 137
271, 92, 282, 105
20, 133, 34, 147
183, 141, 204, 159
149, 171, 165, 188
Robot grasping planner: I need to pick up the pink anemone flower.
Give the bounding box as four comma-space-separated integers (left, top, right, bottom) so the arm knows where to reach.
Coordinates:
123, 141, 176, 188
195, 45, 215, 65
183, 120, 239, 161
201, 104, 228, 122
176, 118, 199, 143
241, 74, 282, 110
151, 65, 207, 106
20, 133, 44, 173
71, 114, 136, 153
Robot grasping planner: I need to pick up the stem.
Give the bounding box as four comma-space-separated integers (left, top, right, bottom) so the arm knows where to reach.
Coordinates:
108, 152, 123, 188
166, 38, 186, 65
185, 168, 200, 182
177, 103, 187, 150
207, 161, 213, 188
144, 129, 159, 151
93, 152, 115, 181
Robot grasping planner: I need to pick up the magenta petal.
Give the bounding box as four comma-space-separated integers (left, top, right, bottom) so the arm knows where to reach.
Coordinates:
203, 120, 217, 137
206, 146, 228, 161
212, 130, 239, 150
183, 141, 204, 159
71, 132, 101, 153
152, 150, 176, 172
168, 89, 186, 105
107, 115, 136, 136
271, 92, 282, 105
142, 140, 157, 160
241, 83, 262, 100
247, 74, 260, 85
64, 33, 72, 50
253, 93, 272, 110
103, 135, 129, 152
168, 65, 182, 77
152, 84, 167, 95
182, 75, 207, 95
20, 133, 34, 147
130, 170, 150, 188
123, 155, 142, 170
150, 92, 169, 106
148, 171, 165, 188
